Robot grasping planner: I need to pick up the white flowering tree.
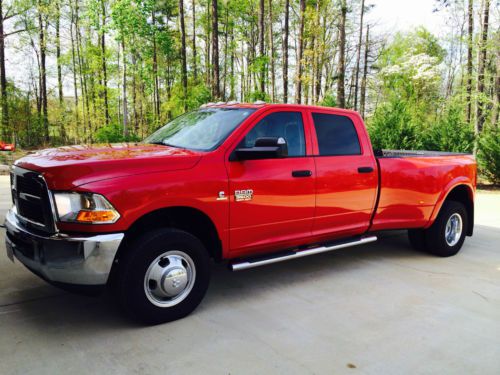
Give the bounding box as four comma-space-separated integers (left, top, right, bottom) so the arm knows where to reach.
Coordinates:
377, 28, 445, 104
367, 28, 474, 152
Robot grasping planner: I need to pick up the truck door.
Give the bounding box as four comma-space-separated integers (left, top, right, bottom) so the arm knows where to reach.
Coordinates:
309, 110, 378, 239
226, 109, 315, 257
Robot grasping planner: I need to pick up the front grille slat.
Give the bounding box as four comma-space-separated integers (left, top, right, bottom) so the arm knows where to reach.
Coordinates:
13, 167, 55, 233
17, 176, 44, 196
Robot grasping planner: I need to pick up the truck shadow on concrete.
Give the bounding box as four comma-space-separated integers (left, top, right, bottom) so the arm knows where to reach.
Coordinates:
6, 228, 487, 333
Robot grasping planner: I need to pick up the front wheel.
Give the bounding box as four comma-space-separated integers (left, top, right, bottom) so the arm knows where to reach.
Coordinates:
408, 200, 468, 257
114, 228, 210, 324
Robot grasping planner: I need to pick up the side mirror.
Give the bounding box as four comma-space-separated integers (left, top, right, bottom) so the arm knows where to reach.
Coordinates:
232, 137, 288, 161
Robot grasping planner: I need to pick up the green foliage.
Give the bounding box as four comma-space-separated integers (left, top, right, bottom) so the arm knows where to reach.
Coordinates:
247, 91, 270, 102
369, 99, 476, 153
185, 84, 212, 110
379, 28, 446, 67
423, 103, 475, 153
368, 28, 478, 156
1, 0, 498, 186
377, 27, 444, 105
319, 94, 337, 108
478, 126, 500, 185
368, 98, 423, 150
94, 123, 140, 143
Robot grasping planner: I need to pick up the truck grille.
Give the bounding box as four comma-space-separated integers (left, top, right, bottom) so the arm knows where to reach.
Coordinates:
12, 167, 56, 233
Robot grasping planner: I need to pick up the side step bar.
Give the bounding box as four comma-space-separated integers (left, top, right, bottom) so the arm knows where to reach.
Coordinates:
231, 235, 378, 271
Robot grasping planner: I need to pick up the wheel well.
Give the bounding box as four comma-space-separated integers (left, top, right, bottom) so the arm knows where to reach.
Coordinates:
119, 207, 222, 261
445, 185, 474, 236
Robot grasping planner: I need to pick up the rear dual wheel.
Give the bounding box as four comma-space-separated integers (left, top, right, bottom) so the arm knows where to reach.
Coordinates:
114, 228, 210, 324
408, 200, 468, 257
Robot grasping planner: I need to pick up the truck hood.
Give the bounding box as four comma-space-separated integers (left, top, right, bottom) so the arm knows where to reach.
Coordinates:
15, 143, 202, 190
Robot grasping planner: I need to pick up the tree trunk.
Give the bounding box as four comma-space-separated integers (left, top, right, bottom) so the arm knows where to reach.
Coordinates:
56, 1, 63, 105
337, 0, 347, 108
122, 39, 128, 137
360, 25, 369, 119
315, 10, 327, 102
132, 52, 138, 133
492, 31, 500, 127
205, 0, 210, 88
101, 0, 109, 125
179, 0, 188, 110
0, 0, 9, 139
259, 0, 265, 95
70, 1, 80, 139
192, 0, 197, 80
211, 0, 220, 99
353, 0, 364, 111
152, 10, 160, 120
267, 0, 275, 101
38, 4, 49, 142
222, 5, 228, 99
295, 0, 305, 104
230, 31, 235, 99
311, 1, 320, 104
75, 1, 91, 142
475, 0, 490, 134
465, 0, 473, 123
283, 0, 289, 103
56, 0, 66, 141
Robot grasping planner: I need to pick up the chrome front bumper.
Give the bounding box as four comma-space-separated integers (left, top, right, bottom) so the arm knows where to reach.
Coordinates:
4, 209, 124, 286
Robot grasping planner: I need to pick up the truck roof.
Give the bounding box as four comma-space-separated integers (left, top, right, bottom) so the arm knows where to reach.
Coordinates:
200, 102, 360, 116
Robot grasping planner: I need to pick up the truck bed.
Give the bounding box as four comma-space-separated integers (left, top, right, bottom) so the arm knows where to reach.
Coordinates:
370, 151, 476, 232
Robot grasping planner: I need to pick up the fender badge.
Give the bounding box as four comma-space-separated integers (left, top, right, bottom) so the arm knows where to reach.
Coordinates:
235, 189, 254, 202
217, 191, 228, 201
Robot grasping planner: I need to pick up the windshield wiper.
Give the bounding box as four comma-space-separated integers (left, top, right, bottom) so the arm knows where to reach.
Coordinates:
148, 141, 181, 148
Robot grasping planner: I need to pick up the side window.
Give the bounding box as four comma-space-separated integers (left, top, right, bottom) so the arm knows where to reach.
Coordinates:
312, 113, 361, 156
239, 112, 306, 157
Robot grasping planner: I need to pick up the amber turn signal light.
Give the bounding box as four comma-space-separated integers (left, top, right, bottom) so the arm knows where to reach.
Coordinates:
76, 210, 119, 223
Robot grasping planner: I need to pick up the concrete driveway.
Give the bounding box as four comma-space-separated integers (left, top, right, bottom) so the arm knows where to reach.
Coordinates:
0, 175, 499, 374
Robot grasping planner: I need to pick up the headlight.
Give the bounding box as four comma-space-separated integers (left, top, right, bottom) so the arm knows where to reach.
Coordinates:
53, 192, 120, 224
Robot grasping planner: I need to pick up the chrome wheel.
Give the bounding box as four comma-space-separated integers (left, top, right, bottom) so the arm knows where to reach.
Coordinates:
144, 250, 196, 307
445, 213, 462, 247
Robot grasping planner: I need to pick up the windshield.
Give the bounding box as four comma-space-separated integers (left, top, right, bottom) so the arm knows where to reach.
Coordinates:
144, 108, 255, 151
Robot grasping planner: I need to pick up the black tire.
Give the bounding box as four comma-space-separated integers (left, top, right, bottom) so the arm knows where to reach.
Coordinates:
408, 201, 468, 257
113, 228, 210, 324
424, 201, 468, 257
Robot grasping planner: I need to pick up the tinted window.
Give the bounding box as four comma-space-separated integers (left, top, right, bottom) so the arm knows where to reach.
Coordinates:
312, 113, 361, 156
239, 112, 306, 157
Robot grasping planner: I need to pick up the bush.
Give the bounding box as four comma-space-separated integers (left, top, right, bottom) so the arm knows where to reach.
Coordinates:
319, 94, 336, 108
478, 126, 500, 185
423, 103, 475, 153
367, 98, 423, 150
94, 123, 140, 143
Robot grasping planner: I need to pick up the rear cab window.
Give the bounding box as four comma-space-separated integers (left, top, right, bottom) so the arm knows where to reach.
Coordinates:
311, 113, 361, 156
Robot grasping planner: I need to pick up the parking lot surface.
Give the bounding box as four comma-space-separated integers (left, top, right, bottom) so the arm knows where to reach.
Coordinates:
0, 175, 499, 374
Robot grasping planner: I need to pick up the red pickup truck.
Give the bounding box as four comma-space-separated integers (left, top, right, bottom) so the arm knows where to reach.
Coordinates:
4, 103, 476, 324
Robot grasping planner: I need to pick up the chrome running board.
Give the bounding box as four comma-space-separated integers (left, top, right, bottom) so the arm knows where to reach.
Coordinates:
230, 235, 378, 271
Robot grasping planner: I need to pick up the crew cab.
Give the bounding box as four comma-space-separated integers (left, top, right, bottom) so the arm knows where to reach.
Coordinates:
4, 103, 476, 324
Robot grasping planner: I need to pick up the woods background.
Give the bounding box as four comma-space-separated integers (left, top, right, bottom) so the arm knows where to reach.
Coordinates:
0, 0, 499, 182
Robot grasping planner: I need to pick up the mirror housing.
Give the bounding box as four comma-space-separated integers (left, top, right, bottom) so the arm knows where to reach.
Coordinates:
232, 137, 288, 161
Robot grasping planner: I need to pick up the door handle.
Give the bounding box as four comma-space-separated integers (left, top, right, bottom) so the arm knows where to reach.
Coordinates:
292, 170, 312, 178
357, 166, 374, 173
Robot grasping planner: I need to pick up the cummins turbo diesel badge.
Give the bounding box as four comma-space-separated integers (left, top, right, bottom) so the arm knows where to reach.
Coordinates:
235, 189, 253, 202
